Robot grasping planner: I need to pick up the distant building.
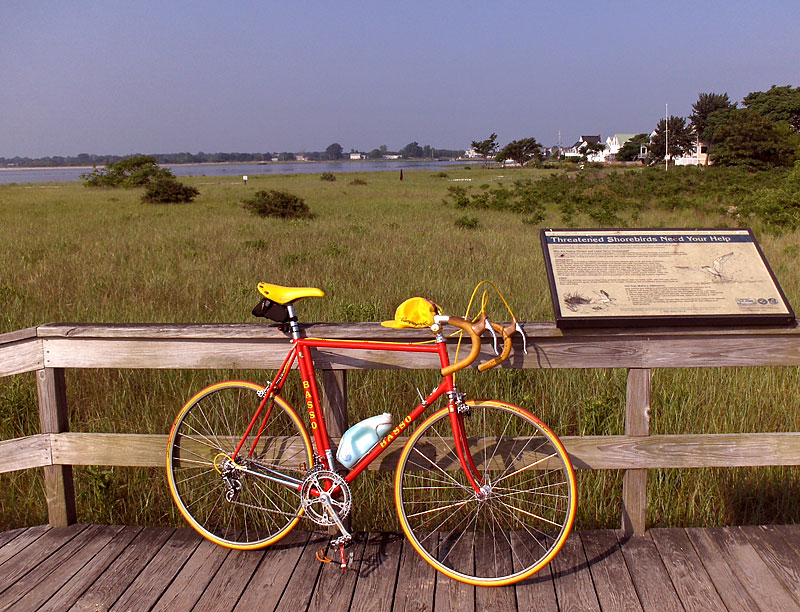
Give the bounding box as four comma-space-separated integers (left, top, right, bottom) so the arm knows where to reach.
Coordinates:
564, 135, 602, 159
349, 152, 365, 160
604, 134, 636, 162
674, 140, 710, 166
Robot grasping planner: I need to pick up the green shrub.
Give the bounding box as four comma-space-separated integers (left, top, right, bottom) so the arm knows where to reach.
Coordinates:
141, 176, 199, 204
454, 215, 480, 229
243, 189, 313, 219
349, 178, 368, 186
320, 172, 336, 182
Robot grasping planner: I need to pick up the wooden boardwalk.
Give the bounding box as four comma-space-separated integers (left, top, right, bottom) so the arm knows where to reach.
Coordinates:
1, 524, 799, 612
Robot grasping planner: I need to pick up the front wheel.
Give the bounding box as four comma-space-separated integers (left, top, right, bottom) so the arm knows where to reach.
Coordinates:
166, 381, 313, 549
394, 400, 576, 586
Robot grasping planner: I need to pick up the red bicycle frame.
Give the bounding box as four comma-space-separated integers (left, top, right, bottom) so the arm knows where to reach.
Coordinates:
232, 332, 485, 495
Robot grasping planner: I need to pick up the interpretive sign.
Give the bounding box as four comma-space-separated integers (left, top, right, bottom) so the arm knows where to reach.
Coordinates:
540, 228, 794, 328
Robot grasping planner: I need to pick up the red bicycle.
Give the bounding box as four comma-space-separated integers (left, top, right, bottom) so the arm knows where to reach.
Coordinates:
166, 282, 576, 586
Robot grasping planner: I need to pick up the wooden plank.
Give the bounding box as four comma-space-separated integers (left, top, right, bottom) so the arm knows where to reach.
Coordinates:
149, 538, 232, 612
7, 525, 124, 612
232, 530, 315, 612
392, 536, 437, 612
35, 322, 800, 370
38, 526, 141, 612
35, 320, 800, 340
0, 335, 42, 377
511, 529, 560, 611
350, 532, 403, 612
622, 368, 650, 535
42, 431, 800, 475
109, 528, 201, 612
649, 528, 727, 612
685, 527, 760, 612
0, 525, 49, 567
513, 561, 558, 612
0, 434, 51, 473
190, 546, 266, 612
474, 533, 515, 611
0, 327, 39, 345
740, 525, 800, 607
0, 527, 28, 551
549, 532, 600, 611
0, 524, 87, 596
273, 532, 328, 612
36, 367, 76, 527
702, 526, 800, 611
0, 525, 115, 612
616, 532, 684, 612
51, 433, 168, 467
70, 526, 175, 612
580, 530, 643, 612
433, 532, 475, 612
308, 535, 368, 612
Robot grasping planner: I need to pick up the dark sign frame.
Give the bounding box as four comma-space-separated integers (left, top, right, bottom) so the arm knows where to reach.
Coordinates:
540, 228, 795, 329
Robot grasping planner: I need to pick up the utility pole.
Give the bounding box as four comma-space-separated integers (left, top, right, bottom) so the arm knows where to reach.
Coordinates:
665, 104, 669, 171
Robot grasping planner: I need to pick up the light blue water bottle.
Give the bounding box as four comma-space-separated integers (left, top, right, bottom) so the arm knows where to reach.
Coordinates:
336, 413, 393, 469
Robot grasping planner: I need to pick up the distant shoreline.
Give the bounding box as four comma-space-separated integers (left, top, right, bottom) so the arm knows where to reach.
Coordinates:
0, 159, 459, 172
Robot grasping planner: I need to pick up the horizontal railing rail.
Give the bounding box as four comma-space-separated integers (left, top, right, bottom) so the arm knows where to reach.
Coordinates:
2, 320, 799, 534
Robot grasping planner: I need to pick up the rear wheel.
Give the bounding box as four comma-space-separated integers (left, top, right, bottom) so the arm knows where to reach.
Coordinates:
166, 381, 312, 549
395, 400, 576, 586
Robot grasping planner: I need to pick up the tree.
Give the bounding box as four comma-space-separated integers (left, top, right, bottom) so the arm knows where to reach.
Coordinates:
690, 92, 735, 141
647, 116, 695, 164
400, 141, 424, 158
616, 134, 650, 162
81, 154, 172, 188
742, 85, 800, 132
495, 138, 542, 166
470, 133, 498, 166
325, 143, 344, 160
705, 108, 797, 168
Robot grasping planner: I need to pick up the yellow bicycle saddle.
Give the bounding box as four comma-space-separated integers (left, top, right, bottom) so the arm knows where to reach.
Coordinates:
257, 282, 325, 304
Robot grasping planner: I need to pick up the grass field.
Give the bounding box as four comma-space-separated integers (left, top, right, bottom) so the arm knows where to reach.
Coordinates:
1, 165, 798, 531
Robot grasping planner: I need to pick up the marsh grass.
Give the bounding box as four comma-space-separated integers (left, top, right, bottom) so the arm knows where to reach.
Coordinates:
1, 167, 798, 530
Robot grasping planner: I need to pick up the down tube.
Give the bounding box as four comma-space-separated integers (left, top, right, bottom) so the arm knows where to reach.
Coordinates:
344, 379, 451, 483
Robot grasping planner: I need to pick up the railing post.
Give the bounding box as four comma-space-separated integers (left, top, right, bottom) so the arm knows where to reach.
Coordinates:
320, 369, 350, 533
36, 367, 76, 527
621, 367, 651, 536
320, 369, 349, 439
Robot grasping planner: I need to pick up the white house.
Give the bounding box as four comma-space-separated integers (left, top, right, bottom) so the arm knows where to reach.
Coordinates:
674, 140, 710, 166
564, 135, 603, 160
604, 134, 636, 161
349, 152, 365, 160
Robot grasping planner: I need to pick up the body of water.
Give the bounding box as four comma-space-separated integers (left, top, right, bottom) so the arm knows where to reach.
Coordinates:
0, 160, 476, 184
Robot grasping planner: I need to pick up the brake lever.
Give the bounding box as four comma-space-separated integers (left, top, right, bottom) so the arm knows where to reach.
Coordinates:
484, 316, 500, 356
515, 321, 528, 354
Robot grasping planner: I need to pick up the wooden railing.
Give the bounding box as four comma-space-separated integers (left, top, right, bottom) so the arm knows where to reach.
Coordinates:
2, 321, 799, 535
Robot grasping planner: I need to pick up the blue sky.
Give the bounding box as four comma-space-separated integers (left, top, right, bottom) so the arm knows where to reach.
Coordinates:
2, 1, 798, 157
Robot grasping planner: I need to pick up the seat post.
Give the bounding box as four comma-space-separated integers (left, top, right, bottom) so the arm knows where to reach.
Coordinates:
286, 304, 301, 340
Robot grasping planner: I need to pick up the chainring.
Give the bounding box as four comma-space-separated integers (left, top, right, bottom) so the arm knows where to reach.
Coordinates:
300, 469, 352, 526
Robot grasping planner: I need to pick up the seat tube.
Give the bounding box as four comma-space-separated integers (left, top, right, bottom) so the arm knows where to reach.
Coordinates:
295, 338, 333, 466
